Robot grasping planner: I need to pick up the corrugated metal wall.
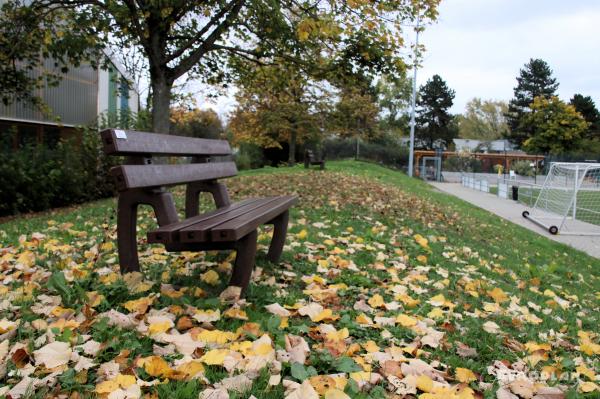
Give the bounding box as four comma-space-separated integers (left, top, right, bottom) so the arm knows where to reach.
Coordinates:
0, 58, 98, 126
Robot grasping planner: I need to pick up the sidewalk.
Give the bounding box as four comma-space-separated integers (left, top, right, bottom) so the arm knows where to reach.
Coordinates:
430, 182, 600, 259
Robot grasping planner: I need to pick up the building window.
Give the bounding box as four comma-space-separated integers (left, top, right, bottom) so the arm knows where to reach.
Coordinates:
108, 67, 118, 115
119, 78, 130, 112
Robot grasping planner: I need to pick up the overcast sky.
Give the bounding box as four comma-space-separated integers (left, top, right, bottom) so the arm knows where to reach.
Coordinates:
419, 0, 600, 113
200, 0, 600, 118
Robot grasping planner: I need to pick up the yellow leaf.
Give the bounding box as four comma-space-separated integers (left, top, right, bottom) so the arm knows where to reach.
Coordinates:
138, 356, 172, 378
576, 365, 596, 380
417, 255, 428, 263
487, 287, 509, 303
176, 360, 205, 378
416, 374, 434, 392
362, 340, 379, 353
122, 296, 154, 314
86, 291, 105, 307
201, 270, 220, 286
95, 380, 119, 394
413, 234, 429, 249
427, 307, 444, 319
455, 367, 477, 383
368, 294, 384, 308
580, 381, 599, 393
224, 307, 248, 320
148, 320, 173, 335
356, 313, 373, 325
297, 229, 308, 240
325, 389, 351, 399
114, 373, 136, 388
396, 314, 417, 327
313, 309, 338, 322
200, 349, 230, 365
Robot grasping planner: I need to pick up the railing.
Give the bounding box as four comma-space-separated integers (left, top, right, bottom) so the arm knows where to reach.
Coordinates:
461, 174, 490, 193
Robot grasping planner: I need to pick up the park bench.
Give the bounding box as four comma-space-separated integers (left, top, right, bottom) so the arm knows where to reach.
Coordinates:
101, 129, 297, 293
304, 149, 325, 170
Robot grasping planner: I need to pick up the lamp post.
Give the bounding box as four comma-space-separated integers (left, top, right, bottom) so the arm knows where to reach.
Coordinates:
407, 14, 420, 177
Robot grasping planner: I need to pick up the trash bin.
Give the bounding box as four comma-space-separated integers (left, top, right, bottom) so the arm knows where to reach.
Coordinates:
512, 186, 518, 201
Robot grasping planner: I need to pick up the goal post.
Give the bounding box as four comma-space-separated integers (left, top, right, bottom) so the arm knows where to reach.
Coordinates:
522, 162, 600, 235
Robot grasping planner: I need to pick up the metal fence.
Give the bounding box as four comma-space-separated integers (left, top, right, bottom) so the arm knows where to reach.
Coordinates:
461, 174, 490, 193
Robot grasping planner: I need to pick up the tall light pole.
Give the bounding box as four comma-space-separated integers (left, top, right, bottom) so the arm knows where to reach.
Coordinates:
407, 14, 420, 177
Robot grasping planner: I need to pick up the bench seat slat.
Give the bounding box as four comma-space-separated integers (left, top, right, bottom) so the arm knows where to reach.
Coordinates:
101, 129, 232, 156
147, 198, 259, 244
210, 195, 298, 242
111, 162, 238, 191
179, 197, 284, 242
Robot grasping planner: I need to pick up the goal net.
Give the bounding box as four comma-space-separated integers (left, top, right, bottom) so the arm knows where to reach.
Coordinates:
523, 162, 600, 235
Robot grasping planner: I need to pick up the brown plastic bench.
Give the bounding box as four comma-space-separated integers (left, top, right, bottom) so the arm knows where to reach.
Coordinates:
304, 149, 325, 170
101, 129, 297, 293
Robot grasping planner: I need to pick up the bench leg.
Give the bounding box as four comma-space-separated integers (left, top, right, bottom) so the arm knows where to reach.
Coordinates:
267, 210, 289, 263
229, 229, 258, 294
117, 189, 179, 274
117, 196, 140, 273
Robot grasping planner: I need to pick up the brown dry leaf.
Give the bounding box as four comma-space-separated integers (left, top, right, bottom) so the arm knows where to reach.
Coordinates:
265, 303, 291, 317
380, 360, 403, 378
456, 342, 477, 358
219, 286, 242, 304
285, 334, 310, 364
483, 321, 501, 334
285, 379, 319, 399
33, 341, 72, 368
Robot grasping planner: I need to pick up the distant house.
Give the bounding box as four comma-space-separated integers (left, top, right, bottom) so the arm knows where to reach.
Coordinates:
0, 55, 138, 148
453, 138, 518, 153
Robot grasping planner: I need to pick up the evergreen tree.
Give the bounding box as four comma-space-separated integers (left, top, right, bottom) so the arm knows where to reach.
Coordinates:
570, 94, 600, 139
415, 74, 458, 149
505, 59, 559, 146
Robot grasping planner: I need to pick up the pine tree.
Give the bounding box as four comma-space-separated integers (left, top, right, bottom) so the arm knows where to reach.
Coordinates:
505, 59, 559, 147
570, 94, 600, 139
415, 74, 458, 149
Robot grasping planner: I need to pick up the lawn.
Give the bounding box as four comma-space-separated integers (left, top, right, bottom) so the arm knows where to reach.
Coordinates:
0, 160, 598, 399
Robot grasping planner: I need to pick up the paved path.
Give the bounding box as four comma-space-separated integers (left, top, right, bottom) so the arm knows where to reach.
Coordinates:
430, 182, 600, 259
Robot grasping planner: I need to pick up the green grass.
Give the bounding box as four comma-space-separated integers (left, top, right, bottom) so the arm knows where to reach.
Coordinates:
0, 160, 598, 399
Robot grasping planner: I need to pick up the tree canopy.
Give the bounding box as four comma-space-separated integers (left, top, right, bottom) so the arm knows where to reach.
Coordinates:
505, 58, 559, 146
415, 74, 457, 149
570, 94, 600, 140
457, 98, 508, 141
18, 0, 440, 133
521, 96, 588, 155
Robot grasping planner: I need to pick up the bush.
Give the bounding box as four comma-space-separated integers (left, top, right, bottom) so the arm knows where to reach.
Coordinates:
0, 129, 118, 216
442, 156, 483, 172
511, 160, 534, 176
0, 109, 150, 217
234, 143, 265, 170
322, 137, 409, 170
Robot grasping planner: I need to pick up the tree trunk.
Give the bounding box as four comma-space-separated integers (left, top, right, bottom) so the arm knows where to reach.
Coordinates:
288, 130, 297, 166
151, 77, 172, 133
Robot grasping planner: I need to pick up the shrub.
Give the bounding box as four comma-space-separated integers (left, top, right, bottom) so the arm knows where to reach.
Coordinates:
511, 160, 534, 176
234, 143, 265, 170
322, 137, 409, 170
0, 109, 149, 217
0, 128, 118, 216
442, 155, 483, 172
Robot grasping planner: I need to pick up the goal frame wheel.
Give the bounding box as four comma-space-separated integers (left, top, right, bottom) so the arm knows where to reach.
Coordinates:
549, 225, 559, 235
522, 211, 530, 218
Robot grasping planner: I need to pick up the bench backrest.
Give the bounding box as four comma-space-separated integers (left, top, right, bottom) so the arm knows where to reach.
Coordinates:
101, 129, 237, 191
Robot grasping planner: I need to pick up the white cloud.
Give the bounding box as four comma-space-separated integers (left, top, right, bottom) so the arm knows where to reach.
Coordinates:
418, 0, 600, 113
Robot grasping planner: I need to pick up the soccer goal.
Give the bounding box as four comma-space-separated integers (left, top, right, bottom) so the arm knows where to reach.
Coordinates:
522, 162, 600, 235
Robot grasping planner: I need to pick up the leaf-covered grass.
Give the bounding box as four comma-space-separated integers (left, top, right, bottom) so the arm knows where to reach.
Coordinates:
0, 160, 598, 399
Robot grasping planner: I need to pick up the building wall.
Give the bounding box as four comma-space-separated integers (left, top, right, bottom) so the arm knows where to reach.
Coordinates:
1, 57, 139, 148
0, 58, 99, 127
